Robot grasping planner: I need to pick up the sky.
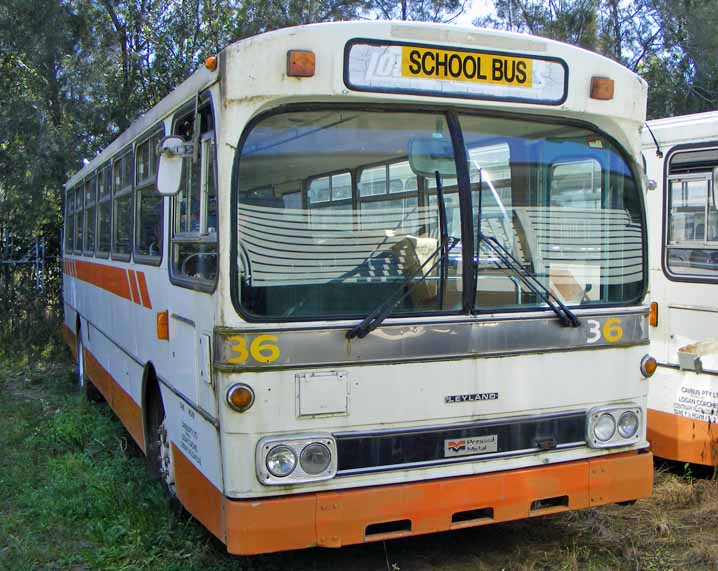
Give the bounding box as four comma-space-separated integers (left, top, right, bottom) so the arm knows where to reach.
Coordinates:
456, 0, 493, 26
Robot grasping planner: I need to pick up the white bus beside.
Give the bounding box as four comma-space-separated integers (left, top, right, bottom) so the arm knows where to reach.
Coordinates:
642, 112, 718, 466
63, 21, 654, 555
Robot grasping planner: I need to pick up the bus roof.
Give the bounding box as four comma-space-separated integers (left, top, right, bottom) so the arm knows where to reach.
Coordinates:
67, 21, 647, 189
642, 111, 718, 150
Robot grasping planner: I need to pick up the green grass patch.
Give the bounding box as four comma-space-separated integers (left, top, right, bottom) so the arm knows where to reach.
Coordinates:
0, 347, 240, 571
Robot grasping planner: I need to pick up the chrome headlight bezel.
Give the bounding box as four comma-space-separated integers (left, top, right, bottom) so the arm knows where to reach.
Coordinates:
586, 404, 642, 448
256, 433, 337, 485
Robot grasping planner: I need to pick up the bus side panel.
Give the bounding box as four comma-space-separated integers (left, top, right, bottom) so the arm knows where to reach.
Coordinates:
83, 322, 147, 451
648, 365, 718, 465
163, 388, 225, 535
62, 302, 78, 359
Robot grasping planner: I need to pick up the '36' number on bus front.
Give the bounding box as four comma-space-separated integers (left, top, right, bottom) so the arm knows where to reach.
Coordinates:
227, 335, 281, 365
586, 318, 623, 344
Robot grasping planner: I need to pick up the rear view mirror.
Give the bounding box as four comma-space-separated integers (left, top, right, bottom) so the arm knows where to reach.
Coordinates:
408, 137, 457, 179
712, 167, 718, 210
157, 136, 193, 195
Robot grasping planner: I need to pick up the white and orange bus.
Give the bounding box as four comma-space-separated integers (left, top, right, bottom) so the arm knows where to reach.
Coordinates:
63, 21, 655, 555
642, 112, 718, 465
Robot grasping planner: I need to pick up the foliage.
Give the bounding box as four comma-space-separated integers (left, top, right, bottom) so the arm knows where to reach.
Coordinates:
1, 0, 718, 340
474, 0, 718, 119
0, 0, 470, 335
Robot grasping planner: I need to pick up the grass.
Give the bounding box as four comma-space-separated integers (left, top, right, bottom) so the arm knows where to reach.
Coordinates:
2, 337, 718, 570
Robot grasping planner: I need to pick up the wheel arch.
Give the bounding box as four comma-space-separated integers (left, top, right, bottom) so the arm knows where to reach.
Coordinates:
141, 362, 163, 456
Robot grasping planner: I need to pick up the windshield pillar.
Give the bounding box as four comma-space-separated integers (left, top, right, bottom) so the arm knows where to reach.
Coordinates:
447, 111, 475, 314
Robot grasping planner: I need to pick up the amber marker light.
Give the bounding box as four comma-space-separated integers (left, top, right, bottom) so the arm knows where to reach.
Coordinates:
227, 383, 255, 412
205, 55, 218, 71
649, 302, 658, 327
590, 76, 614, 100
287, 50, 315, 77
156, 310, 169, 341
640, 354, 658, 378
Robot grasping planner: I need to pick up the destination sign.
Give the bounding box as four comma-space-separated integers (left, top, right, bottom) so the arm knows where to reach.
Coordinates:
345, 40, 568, 105
402, 46, 532, 87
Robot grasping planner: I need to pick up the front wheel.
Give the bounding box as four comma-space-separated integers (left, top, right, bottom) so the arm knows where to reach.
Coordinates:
147, 394, 176, 497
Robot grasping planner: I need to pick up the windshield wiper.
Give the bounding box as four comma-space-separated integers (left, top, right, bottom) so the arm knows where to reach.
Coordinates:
347, 171, 456, 340
472, 165, 578, 327
477, 233, 580, 327
346, 235, 460, 339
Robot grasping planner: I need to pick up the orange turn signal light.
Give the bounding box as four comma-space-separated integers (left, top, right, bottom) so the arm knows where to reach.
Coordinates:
640, 355, 657, 378
649, 302, 658, 327
287, 50, 315, 77
205, 55, 218, 71
227, 383, 255, 412
590, 76, 614, 100
156, 310, 169, 341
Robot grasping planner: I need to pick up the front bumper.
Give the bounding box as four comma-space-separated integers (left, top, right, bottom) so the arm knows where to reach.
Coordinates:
174, 444, 653, 555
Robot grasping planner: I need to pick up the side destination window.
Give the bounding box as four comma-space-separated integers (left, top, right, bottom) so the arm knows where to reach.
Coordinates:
134, 128, 164, 262
171, 96, 218, 289
666, 148, 718, 279
97, 164, 112, 257
112, 149, 133, 260
84, 173, 97, 255
65, 188, 75, 254
74, 186, 83, 254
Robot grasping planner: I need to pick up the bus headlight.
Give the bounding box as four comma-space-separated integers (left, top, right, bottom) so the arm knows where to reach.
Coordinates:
618, 411, 639, 439
266, 445, 297, 477
256, 434, 337, 485
593, 413, 616, 442
300, 442, 332, 475
587, 404, 642, 448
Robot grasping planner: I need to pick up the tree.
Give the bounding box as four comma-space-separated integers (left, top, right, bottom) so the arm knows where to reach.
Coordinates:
368, 0, 468, 22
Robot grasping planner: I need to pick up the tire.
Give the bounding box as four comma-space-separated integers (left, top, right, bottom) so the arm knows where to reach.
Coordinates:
146, 392, 177, 497
76, 332, 86, 389
76, 328, 104, 402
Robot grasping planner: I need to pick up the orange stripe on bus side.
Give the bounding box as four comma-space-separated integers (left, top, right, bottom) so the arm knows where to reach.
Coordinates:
63, 258, 151, 309
648, 408, 718, 466
136, 272, 152, 309
73, 259, 133, 302
127, 269, 141, 304
84, 348, 146, 453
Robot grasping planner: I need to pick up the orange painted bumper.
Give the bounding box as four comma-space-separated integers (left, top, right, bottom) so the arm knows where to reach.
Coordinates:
221, 451, 653, 555
648, 408, 718, 465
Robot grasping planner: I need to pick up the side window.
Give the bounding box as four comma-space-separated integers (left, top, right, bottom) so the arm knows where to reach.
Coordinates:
97, 164, 112, 257
65, 188, 75, 254
84, 174, 97, 255
171, 98, 218, 288
134, 129, 164, 262
666, 175, 718, 277
112, 149, 133, 260
74, 186, 83, 254
665, 148, 718, 279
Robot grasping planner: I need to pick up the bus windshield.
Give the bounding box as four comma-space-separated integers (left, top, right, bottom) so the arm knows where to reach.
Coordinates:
235, 108, 644, 320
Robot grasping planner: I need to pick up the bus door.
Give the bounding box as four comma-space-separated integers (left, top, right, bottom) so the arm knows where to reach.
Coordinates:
167, 96, 219, 417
